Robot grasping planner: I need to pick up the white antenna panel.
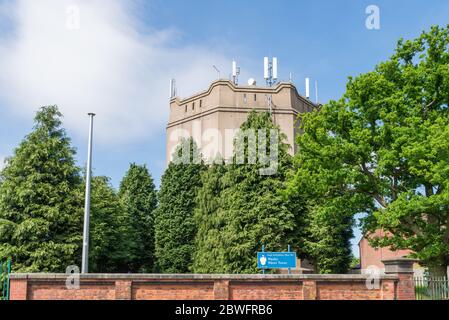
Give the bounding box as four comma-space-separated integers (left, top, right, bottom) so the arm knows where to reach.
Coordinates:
305, 78, 310, 99
272, 57, 278, 79
264, 57, 269, 79
170, 79, 176, 98
232, 60, 237, 77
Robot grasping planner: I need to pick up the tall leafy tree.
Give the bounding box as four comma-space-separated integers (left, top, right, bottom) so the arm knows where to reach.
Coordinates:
89, 176, 133, 273
154, 138, 205, 273
285, 149, 356, 273
119, 164, 157, 272
192, 162, 228, 273
0, 106, 83, 272
286, 190, 355, 273
193, 111, 295, 274
287, 25, 449, 276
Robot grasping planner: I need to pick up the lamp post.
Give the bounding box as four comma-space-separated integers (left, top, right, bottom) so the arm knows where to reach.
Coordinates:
82, 113, 95, 274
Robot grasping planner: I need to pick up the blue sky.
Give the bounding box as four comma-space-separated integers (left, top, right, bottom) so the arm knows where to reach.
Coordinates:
1, 0, 448, 257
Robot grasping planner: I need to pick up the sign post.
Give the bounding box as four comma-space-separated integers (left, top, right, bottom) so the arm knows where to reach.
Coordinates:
262, 245, 265, 275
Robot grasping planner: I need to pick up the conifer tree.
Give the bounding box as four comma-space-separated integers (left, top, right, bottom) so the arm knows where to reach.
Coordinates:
0, 106, 83, 272
89, 176, 133, 272
193, 111, 295, 274
119, 164, 157, 272
192, 163, 228, 273
154, 138, 205, 273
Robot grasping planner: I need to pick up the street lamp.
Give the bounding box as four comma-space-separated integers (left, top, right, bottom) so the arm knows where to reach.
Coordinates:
81, 113, 95, 274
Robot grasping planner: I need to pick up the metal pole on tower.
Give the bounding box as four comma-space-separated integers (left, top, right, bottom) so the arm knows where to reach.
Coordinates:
82, 113, 95, 274
213, 65, 221, 80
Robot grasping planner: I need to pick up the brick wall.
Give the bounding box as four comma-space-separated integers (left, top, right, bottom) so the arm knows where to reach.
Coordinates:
8, 259, 416, 301
383, 258, 417, 300
7, 275, 407, 300
132, 282, 215, 300
229, 282, 303, 300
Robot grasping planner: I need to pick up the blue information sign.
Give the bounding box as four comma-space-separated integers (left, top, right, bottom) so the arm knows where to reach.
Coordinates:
257, 252, 297, 269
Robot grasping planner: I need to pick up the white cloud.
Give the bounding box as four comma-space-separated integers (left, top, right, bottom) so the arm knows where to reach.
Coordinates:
0, 0, 229, 145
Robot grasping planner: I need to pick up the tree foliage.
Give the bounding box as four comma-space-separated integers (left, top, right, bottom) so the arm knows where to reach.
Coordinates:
192, 163, 228, 273
0, 106, 162, 274
193, 111, 296, 274
285, 162, 356, 273
0, 106, 83, 272
287, 25, 449, 276
89, 176, 134, 272
119, 164, 157, 272
154, 138, 205, 273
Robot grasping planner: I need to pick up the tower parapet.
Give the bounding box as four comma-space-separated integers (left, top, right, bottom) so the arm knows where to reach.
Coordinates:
166, 79, 316, 164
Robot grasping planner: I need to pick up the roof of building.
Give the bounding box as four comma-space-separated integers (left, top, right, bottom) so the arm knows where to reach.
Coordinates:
170, 79, 318, 109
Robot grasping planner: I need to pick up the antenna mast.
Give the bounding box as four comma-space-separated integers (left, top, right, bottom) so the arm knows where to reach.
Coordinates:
264, 56, 278, 87
212, 65, 221, 80
232, 60, 240, 85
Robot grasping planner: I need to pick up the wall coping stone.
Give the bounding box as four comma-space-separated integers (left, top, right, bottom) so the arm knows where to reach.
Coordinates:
382, 258, 419, 274
10, 273, 399, 281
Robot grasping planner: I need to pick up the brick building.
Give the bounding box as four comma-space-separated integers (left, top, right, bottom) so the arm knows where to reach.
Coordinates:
359, 230, 425, 276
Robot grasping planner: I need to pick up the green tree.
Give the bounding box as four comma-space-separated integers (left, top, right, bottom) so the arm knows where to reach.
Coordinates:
89, 176, 132, 272
154, 138, 205, 273
193, 111, 295, 274
350, 256, 361, 270
0, 106, 83, 272
119, 164, 157, 272
285, 174, 356, 273
287, 25, 449, 276
192, 162, 228, 273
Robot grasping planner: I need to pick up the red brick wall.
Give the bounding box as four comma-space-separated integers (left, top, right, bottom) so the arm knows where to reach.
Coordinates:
316, 282, 381, 300
229, 282, 303, 300
395, 274, 415, 300
132, 282, 214, 300
30, 282, 116, 300
380, 279, 396, 300
116, 280, 132, 300
9, 279, 28, 301
9, 273, 413, 300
